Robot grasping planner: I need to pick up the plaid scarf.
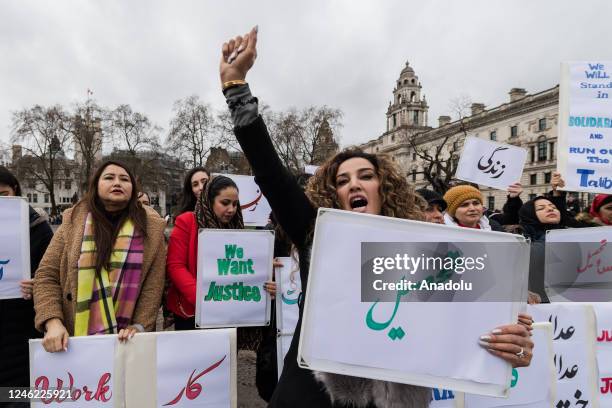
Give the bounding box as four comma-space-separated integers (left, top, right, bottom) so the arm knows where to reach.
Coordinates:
194, 175, 244, 229
74, 212, 144, 336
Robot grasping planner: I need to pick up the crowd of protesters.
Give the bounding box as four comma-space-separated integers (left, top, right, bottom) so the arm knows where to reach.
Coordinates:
0, 26, 610, 408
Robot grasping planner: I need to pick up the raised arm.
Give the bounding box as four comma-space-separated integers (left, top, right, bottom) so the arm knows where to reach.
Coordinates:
219, 27, 316, 248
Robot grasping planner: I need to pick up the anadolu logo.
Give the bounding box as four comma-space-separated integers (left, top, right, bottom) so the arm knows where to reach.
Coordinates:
0, 259, 10, 281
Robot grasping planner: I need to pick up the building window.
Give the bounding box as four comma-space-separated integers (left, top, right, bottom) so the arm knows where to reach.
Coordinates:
537, 138, 547, 161
529, 193, 537, 201
44, 194, 49, 203
27, 193, 32, 202
65, 180, 71, 190
32, 193, 38, 203
510, 126, 518, 138
538, 118, 546, 131
544, 172, 551, 184
530, 146, 535, 163
548, 142, 555, 160
391, 135, 395, 142
411, 170, 417, 182
376, 147, 379, 152
489, 131, 497, 141
64, 168, 70, 177
412, 152, 417, 160
487, 196, 495, 210
530, 174, 537, 185
413, 111, 419, 124
392, 114, 397, 127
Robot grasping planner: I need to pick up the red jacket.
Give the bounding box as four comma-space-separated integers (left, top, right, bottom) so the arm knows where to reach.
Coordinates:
166, 212, 199, 318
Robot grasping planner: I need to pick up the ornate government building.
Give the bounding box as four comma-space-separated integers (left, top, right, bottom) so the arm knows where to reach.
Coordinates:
360, 62, 563, 211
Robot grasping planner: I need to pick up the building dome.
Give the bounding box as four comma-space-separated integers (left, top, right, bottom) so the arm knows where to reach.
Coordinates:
401, 61, 415, 76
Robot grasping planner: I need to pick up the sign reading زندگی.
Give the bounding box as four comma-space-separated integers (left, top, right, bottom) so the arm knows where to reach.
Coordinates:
214, 174, 273, 227
558, 61, 612, 193
0, 197, 30, 299
196, 229, 274, 328
455, 136, 527, 190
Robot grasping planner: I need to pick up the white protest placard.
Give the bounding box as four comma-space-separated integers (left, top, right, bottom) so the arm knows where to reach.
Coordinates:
275, 256, 301, 335
196, 229, 273, 328
455, 136, 527, 190
29, 336, 116, 407
0, 197, 30, 299
156, 330, 235, 407
215, 173, 273, 227
545, 227, 612, 302
299, 208, 529, 397
304, 165, 319, 175
529, 303, 600, 408
464, 322, 556, 408
592, 302, 612, 406
558, 62, 612, 194
275, 255, 301, 377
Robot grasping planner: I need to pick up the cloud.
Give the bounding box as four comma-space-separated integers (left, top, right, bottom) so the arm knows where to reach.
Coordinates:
1, 0, 611, 152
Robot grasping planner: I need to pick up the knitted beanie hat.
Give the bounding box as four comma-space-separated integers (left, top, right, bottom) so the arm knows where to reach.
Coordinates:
443, 185, 483, 217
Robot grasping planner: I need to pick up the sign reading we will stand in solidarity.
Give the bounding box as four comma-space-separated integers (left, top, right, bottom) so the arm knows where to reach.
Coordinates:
196, 229, 274, 328
299, 208, 529, 397
558, 61, 612, 194
0, 197, 30, 299
455, 136, 527, 191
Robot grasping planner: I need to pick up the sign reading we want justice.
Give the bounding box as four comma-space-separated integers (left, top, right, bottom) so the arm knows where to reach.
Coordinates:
559, 61, 612, 194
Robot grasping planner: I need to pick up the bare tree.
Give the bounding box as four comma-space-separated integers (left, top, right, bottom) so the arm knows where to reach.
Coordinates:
407, 95, 472, 194
167, 95, 227, 168
11, 105, 73, 215
267, 105, 342, 173
71, 99, 106, 193
107, 104, 162, 186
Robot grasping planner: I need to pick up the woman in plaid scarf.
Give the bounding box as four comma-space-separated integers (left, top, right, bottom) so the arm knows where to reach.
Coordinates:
34, 160, 167, 352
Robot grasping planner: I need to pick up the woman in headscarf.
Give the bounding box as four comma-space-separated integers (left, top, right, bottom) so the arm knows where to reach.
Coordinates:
34, 160, 167, 352
166, 175, 244, 330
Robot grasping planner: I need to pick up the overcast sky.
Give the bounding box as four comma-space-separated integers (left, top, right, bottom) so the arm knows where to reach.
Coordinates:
1, 0, 611, 153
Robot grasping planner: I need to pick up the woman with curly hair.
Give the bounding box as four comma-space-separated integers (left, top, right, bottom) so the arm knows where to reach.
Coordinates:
219, 27, 533, 408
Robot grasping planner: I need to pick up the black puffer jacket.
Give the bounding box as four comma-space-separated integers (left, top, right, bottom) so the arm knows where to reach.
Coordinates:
0, 206, 53, 388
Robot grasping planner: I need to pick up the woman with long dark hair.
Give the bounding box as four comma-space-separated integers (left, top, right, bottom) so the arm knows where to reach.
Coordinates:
218, 27, 534, 407
166, 175, 243, 330
0, 167, 53, 393
33, 160, 167, 351
176, 167, 210, 215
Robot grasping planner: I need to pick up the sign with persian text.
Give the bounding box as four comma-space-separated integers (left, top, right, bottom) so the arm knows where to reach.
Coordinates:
558, 61, 612, 193
0, 197, 30, 299
299, 209, 529, 397
29, 336, 115, 407
275, 256, 301, 377
455, 136, 527, 190
196, 229, 273, 328
215, 173, 273, 227
528, 303, 600, 408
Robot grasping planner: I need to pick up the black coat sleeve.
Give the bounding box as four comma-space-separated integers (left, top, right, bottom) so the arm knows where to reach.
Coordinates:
500, 195, 523, 225
234, 116, 317, 248
30, 221, 53, 278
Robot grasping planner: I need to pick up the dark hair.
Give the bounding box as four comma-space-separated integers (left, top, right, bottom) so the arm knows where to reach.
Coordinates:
85, 160, 148, 274
138, 191, 150, 203
0, 166, 22, 196
177, 167, 209, 215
